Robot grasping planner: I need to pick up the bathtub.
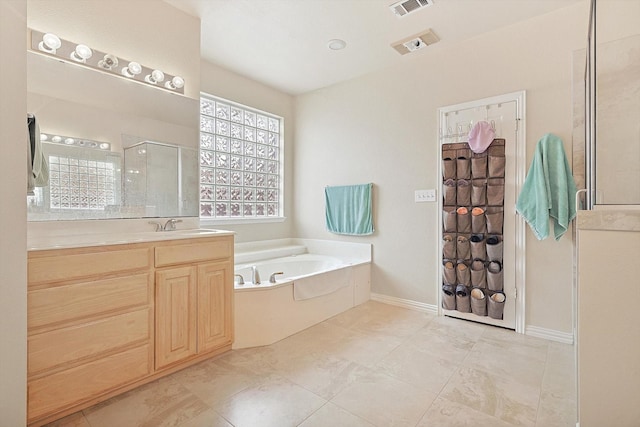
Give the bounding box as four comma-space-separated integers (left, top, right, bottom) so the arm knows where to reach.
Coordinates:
233, 238, 371, 349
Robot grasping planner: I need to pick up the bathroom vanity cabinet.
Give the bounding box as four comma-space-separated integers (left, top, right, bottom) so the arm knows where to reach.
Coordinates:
154, 239, 234, 369
26, 234, 233, 426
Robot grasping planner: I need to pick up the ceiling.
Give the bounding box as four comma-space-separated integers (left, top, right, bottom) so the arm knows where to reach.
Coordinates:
165, 0, 582, 95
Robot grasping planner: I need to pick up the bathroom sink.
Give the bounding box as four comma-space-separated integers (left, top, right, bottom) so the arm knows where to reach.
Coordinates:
175, 228, 220, 235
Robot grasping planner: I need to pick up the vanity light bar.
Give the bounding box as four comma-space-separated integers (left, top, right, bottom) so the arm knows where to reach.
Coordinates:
28, 29, 185, 94
40, 132, 111, 151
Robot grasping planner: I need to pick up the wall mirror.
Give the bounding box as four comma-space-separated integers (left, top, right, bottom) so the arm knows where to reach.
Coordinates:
26, 50, 199, 221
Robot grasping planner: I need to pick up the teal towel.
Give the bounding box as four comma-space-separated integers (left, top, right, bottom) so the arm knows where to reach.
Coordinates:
325, 183, 373, 235
516, 134, 577, 241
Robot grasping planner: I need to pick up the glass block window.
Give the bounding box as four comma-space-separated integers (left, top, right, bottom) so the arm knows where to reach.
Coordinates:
48, 155, 117, 210
199, 93, 283, 219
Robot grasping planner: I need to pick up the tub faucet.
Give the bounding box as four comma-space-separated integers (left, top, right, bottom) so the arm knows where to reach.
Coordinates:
251, 266, 261, 285
234, 274, 245, 285
269, 272, 284, 283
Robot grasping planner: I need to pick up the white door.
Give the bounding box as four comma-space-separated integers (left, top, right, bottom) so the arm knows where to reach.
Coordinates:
438, 92, 525, 331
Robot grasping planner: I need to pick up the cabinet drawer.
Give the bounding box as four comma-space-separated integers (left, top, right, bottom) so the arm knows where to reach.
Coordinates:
29, 247, 151, 285
29, 309, 151, 375
155, 238, 232, 267
28, 344, 150, 422
29, 273, 151, 330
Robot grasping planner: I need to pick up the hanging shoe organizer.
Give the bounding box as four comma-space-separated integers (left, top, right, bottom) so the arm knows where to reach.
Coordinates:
442, 139, 506, 319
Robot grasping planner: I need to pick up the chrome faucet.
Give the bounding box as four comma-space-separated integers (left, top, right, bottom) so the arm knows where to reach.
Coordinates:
163, 218, 182, 231
148, 221, 163, 232
251, 266, 261, 285
234, 274, 245, 285
269, 272, 284, 283
148, 218, 183, 232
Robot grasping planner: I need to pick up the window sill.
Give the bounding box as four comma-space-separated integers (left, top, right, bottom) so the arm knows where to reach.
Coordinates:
199, 216, 286, 227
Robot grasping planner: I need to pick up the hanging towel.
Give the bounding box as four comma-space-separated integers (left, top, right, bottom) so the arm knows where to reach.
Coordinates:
27, 114, 49, 194
325, 183, 373, 235
516, 133, 577, 241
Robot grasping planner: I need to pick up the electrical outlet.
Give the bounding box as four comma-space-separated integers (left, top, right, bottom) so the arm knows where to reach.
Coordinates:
415, 189, 436, 203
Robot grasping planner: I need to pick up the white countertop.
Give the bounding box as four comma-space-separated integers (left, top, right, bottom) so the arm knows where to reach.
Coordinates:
28, 228, 234, 251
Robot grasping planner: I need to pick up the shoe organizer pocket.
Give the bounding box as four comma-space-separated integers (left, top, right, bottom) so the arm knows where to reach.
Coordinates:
487, 178, 505, 206
456, 262, 471, 286
456, 180, 471, 206
471, 156, 488, 179
488, 292, 506, 319
443, 207, 457, 233
487, 261, 503, 291
442, 284, 456, 310
486, 209, 504, 234
443, 234, 456, 259
456, 207, 471, 233
443, 260, 456, 285
470, 234, 486, 260
442, 155, 456, 180
443, 179, 457, 206
486, 235, 503, 262
470, 288, 487, 316
471, 208, 486, 234
456, 156, 471, 179
455, 284, 471, 313
489, 155, 506, 178
470, 259, 487, 288
456, 235, 470, 260
471, 180, 487, 206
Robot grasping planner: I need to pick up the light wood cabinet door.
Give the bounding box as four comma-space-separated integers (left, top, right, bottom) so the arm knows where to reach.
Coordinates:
197, 261, 233, 353
155, 266, 197, 369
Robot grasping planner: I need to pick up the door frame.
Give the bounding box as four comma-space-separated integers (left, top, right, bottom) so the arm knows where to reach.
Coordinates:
437, 90, 526, 334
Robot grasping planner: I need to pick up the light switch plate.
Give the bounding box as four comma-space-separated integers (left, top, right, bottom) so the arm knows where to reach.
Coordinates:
415, 189, 436, 202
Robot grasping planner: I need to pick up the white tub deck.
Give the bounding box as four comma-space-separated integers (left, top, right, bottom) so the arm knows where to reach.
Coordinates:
233, 238, 372, 349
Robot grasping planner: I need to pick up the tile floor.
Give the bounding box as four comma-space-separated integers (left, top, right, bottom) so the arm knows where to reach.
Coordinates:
46, 301, 576, 427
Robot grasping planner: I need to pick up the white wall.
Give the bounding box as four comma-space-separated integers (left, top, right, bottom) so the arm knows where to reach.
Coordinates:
200, 60, 295, 243
294, 2, 591, 334
577, 222, 640, 427
0, 1, 27, 424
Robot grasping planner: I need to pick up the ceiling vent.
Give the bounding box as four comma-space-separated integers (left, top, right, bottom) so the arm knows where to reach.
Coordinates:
389, 0, 434, 18
391, 29, 439, 55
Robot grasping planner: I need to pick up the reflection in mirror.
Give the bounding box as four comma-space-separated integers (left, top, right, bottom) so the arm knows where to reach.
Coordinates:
123, 142, 197, 218
27, 142, 122, 220
26, 50, 199, 221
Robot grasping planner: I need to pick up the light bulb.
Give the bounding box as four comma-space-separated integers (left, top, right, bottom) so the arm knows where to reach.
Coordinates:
40, 133, 48, 141
99, 143, 110, 150
70, 44, 92, 62
165, 75, 184, 90
38, 33, 61, 54
121, 61, 142, 78
144, 69, 165, 84
51, 135, 62, 143
98, 54, 119, 70
64, 138, 75, 145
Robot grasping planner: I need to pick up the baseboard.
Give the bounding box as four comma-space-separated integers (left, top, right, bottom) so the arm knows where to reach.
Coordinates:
370, 294, 574, 344
371, 293, 438, 314
525, 325, 574, 344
